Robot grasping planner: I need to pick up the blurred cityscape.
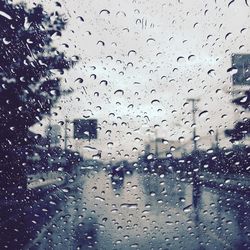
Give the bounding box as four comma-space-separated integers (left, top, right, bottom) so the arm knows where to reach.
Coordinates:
0, 0, 249, 249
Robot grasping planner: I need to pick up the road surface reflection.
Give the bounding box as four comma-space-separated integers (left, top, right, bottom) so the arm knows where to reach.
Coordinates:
28, 169, 249, 249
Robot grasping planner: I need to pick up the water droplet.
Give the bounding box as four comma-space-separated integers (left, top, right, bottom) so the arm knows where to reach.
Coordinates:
183, 204, 192, 213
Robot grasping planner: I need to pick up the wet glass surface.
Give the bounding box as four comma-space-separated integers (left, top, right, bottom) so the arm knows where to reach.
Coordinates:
1, 168, 250, 249
31, 171, 250, 249
0, 0, 250, 249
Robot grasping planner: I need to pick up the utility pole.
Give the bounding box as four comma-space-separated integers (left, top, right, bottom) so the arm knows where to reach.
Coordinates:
187, 98, 200, 151
187, 98, 201, 217
215, 129, 219, 149
47, 115, 52, 171
64, 117, 69, 152
155, 130, 159, 158
48, 115, 52, 150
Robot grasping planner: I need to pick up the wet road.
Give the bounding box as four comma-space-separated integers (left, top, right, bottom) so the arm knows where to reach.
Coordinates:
25, 169, 250, 250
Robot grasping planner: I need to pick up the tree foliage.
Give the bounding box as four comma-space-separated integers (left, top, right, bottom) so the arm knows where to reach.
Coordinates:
225, 90, 250, 142
0, 0, 71, 143
0, 0, 73, 190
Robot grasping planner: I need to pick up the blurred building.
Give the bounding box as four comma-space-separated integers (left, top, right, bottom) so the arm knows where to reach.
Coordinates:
47, 124, 61, 146
144, 133, 226, 159
144, 138, 190, 158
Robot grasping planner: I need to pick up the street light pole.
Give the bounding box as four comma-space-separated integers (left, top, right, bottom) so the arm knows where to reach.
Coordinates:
187, 98, 201, 215
187, 98, 200, 151
64, 118, 69, 152
155, 130, 158, 158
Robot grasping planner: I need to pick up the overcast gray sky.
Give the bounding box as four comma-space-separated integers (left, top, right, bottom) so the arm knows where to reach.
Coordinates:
27, 0, 250, 162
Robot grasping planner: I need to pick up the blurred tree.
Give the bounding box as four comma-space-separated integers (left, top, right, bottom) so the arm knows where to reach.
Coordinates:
0, 0, 74, 194
225, 90, 250, 142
